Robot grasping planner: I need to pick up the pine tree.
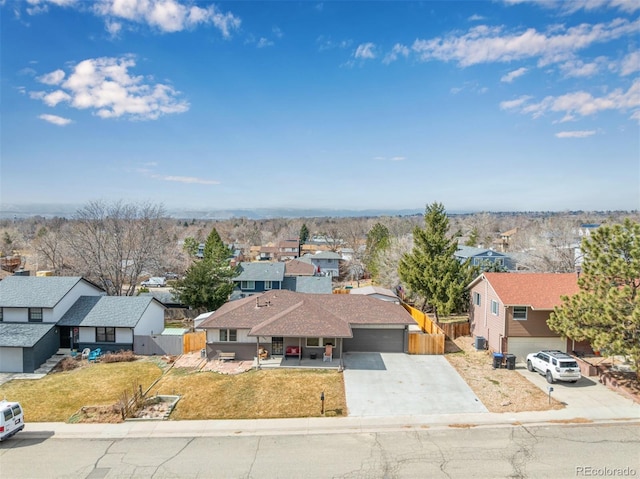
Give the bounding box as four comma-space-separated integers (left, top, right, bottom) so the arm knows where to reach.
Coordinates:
398, 202, 470, 320
173, 227, 236, 311
299, 224, 310, 244
548, 219, 640, 380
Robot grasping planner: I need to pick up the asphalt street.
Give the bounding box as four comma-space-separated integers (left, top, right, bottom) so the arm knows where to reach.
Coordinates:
1, 422, 638, 479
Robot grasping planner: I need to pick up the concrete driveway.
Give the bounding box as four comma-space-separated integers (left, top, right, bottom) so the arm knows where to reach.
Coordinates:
343, 352, 488, 417
518, 367, 639, 413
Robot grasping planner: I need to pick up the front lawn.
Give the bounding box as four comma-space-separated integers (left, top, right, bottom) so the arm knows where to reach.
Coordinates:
0, 359, 346, 422
0, 359, 163, 422
150, 368, 346, 419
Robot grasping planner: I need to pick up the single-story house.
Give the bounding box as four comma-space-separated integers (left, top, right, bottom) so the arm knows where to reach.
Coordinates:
197, 289, 414, 361
467, 272, 589, 362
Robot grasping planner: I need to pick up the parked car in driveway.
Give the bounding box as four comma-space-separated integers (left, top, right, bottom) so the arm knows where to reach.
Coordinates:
140, 277, 167, 288
526, 350, 581, 384
0, 400, 24, 441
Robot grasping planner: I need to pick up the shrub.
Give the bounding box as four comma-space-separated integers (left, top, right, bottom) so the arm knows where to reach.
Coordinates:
101, 350, 137, 363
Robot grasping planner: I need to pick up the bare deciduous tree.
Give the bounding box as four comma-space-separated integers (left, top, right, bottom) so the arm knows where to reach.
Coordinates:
64, 200, 169, 295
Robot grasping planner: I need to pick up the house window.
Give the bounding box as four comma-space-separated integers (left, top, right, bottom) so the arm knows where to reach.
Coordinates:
513, 306, 527, 320
306, 337, 335, 348
96, 327, 115, 342
220, 329, 237, 342
29, 308, 43, 322
0, 308, 3, 322
473, 292, 481, 306
491, 300, 499, 316
264, 281, 272, 290
241, 281, 255, 290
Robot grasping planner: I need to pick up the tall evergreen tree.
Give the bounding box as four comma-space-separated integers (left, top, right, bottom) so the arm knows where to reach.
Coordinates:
398, 202, 470, 320
173, 227, 236, 312
299, 223, 310, 244
548, 219, 640, 380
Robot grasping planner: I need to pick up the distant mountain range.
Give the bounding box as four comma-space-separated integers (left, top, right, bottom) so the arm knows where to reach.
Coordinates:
0, 203, 425, 220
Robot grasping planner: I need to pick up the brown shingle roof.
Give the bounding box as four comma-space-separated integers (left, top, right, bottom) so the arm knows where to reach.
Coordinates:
198, 289, 413, 337
481, 272, 579, 310
284, 259, 316, 276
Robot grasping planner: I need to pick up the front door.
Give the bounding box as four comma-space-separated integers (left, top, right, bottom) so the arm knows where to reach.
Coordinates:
271, 337, 284, 356
59, 327, 72, 348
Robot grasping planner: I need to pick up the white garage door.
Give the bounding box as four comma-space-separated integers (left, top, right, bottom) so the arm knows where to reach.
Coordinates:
507, 337, 566, 364
0, 347, 24, 373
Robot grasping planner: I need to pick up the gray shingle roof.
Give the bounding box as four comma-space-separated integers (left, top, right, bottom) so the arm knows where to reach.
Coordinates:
58, 296, 163, 328
0, 276, 93, 308
287, 276, 332, 294
455, 246, 507, 259
234, 262, 285, 282
0, 323, 56, 347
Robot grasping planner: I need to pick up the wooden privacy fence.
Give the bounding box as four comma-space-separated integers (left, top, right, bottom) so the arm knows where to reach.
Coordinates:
441, 321, 470, 339
402, 304, 445, 354
183, 331, 206, 353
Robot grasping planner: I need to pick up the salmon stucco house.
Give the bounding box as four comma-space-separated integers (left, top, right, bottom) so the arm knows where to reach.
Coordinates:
467, 272, 589, 362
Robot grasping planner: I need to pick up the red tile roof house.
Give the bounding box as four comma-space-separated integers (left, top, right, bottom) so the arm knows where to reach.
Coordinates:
467, 272, 590, 363
197, 289, 414, 367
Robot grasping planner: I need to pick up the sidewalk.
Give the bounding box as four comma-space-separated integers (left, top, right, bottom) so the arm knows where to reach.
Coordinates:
21, 400, 640, 440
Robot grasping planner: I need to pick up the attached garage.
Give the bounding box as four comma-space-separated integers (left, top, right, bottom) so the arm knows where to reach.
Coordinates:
0, 347, 23, 373
343, 326, 406, 353
507, 337, 567, 364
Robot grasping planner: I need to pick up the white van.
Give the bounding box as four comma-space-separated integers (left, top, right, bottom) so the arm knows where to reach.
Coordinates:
0, 400, 24, 441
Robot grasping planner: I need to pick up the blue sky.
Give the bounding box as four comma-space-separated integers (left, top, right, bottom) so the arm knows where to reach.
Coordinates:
1, 0, 639, 213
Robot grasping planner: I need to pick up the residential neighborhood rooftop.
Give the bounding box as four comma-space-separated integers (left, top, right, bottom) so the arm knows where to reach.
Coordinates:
0, 276, 97, 308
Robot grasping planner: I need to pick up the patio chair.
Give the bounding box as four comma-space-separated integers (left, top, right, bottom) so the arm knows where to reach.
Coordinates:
323, 344, 333, 362
88, 348, 102, 362
81, 348, 91, 360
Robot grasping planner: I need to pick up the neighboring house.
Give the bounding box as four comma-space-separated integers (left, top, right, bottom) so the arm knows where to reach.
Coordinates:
0, 275, 165, 373
455, 246, 515, 271
493, 228, 518, 252
258, 245, 278, 261
232, 262, 285, 298
277, 239, 300, 261
284, 259, 316, 277
349, 286, 400, 304
58, 296, 165, 353
467, 272, 587, 363
299, 251, 342, 278
197, 289, 414, 361
282, 276, 332, 294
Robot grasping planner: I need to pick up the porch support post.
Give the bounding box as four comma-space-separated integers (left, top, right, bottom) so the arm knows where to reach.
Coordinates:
298, 337, 301, 364
339, 339, 344, 371
256, 337, 260, 370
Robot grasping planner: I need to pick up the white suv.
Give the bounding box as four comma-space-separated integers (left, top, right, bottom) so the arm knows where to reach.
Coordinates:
526, 350, 581, 384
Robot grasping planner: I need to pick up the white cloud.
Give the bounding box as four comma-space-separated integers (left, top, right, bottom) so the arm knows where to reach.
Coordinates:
257, 37, 273, 48
105, 19, 122, 37
558, 57, 606, 78
501, 67, 528, 83
620, 51, 640, 76
391, 156, 406, 161
499, 95, 533, 110
411, 18, 639, 67
555, 130, 596, 138
30, 56, 189, 121
317, 36, 351, 52
506, 79, 640, 121
354, 42, 376, 60
503, 0, 640, 14
383, 43, 410, 64
92, 0, 241, 36
37, 69, 65, 85
468, 14, 486, 21
152, 175, 220, 185
38, 113, 72, 125
272, 26, 283, 38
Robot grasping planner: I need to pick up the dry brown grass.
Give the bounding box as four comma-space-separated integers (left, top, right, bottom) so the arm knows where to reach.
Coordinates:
445, 336, 565, 413
0, 358, 163, 422
150, 368, 347, 420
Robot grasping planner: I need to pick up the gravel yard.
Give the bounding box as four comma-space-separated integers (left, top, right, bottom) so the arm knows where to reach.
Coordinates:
445, 336, 565, 413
